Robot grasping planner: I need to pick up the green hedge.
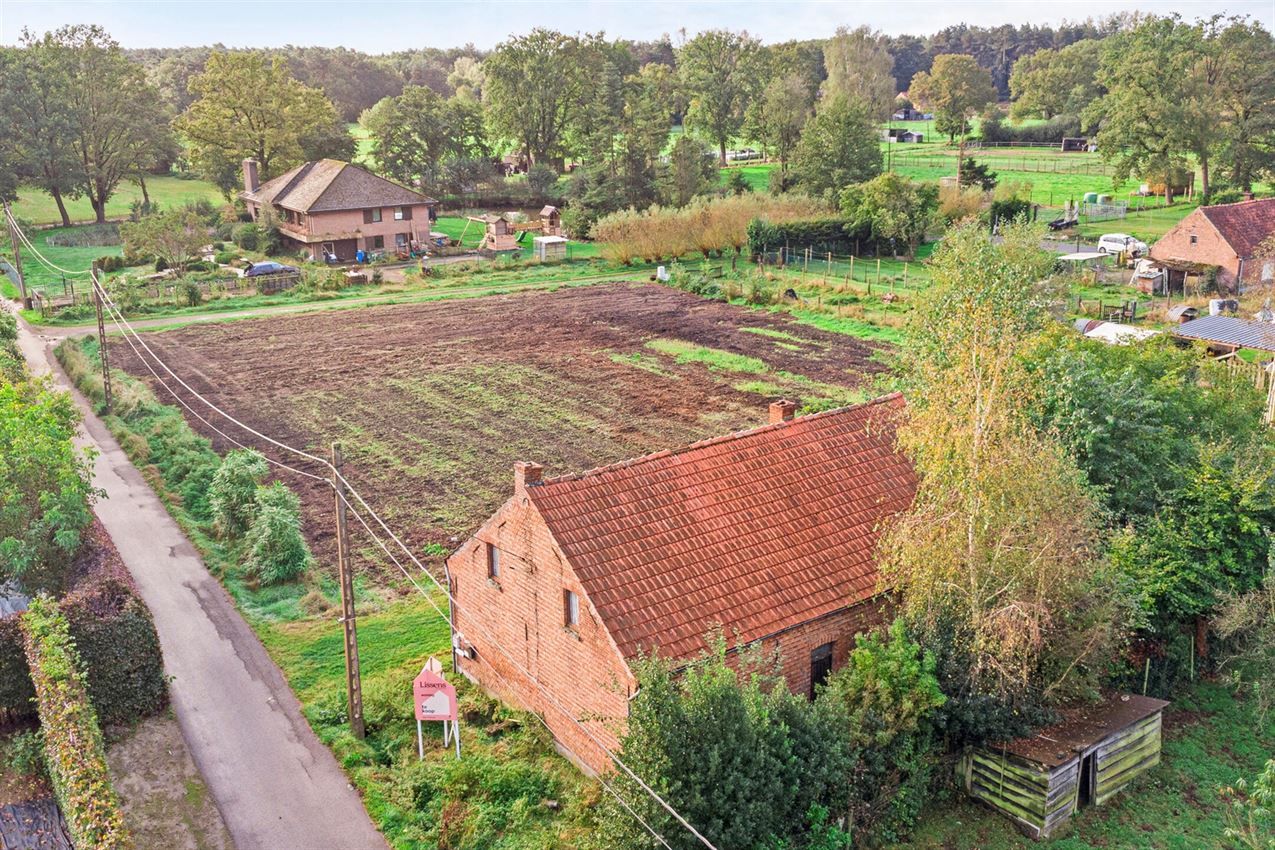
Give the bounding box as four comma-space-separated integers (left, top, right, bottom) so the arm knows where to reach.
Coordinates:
0, 522, 166, 724
22, 595, 133, 850
746, 216, 872, 258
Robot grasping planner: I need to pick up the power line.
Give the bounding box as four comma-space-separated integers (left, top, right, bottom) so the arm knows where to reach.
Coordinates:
93, 275, 327, 483
88, 278, 716, 849
4, 209, 93, 277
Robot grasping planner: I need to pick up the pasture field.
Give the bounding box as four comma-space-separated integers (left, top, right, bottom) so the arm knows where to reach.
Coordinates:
10, 175, 226, 227
108, 282, 887, 575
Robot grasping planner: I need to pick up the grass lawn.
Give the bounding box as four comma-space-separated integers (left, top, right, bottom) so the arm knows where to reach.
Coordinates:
897, 681, 1273, 849
10, 175, 226, 227
0, 223, 121, 302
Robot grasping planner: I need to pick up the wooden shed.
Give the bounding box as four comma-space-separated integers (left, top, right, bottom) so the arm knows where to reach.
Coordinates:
958, 694, 1168, 839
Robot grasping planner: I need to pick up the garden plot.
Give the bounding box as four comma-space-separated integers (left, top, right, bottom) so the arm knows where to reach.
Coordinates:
109, 282, 887, 579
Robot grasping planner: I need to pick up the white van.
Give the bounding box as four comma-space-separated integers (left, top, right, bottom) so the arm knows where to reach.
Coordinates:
1098, 233, 1149, 257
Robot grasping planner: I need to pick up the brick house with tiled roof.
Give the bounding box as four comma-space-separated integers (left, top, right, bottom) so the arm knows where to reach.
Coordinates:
239, 158, 436, 262
446, 394, 916, 774
1150, 198, 1275, 292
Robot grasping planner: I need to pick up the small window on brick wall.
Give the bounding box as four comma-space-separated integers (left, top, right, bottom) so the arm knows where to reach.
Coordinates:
809, 642, 834, 698
564, 589, 579, 626
1189, 234, 1198, 245
486, 543, 500, 580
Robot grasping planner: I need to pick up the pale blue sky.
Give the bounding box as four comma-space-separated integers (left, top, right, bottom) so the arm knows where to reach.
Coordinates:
1, 0, 1271, 51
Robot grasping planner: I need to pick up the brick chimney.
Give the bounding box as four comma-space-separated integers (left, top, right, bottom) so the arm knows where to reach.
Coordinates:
769, 400, 798, 424
242, 158, 260, 193
514, 461, 544, 498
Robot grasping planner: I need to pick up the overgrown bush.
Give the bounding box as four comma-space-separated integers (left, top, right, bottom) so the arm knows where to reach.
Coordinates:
209, 448, 269, 537
0, 523, 167, 724
244, 484, 312, 584
21, 596, 132, 850
823, 619, 946, 843
2, 729, 46, 781
213, 250, 238, 265
600, 635, 853, 850
747, 215, 868, 258
232, 222, 260, 251
0, 378, 98, 592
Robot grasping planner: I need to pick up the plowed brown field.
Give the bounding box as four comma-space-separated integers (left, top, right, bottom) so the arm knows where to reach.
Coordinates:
111, 282, 888, 579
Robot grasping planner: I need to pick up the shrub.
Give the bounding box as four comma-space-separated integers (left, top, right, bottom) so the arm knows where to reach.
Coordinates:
3, 730, 46, 780
184, 260, 214, 273
1222, 758, 1275, 850
0, 524, 167, 724
822, 619, 946, 842
213, 250, 238, 265
244, 486, 312, 584
21, 596, 132, 850
746, 215, 867, 258
0, 379, 98, 591
525, 163, 558, 196
209, 448, 269, 537
232, 222, 260, 251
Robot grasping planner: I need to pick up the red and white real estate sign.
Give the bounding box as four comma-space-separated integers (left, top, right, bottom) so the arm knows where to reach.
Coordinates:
413, 667, 457, 722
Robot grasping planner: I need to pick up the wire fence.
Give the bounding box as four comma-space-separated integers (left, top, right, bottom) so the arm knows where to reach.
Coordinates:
889, 150, 1116, 178
756, 248, 929, 293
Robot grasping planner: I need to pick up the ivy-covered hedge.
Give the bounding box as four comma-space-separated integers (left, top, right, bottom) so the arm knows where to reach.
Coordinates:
0, 521, 166, 724
22, 595, 133, 850
746, 216, 873, 258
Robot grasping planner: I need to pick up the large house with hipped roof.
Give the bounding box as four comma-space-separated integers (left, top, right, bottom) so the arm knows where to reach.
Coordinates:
1149, 197, 1275, 292
446, 394, 916, 774
239, 158, 436, 262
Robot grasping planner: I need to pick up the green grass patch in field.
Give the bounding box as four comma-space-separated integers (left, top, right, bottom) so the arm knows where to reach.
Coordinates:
785, 308, 906, 345
608, 351, 679, 378
644, 338, 768, 374
739, 326, 818, 345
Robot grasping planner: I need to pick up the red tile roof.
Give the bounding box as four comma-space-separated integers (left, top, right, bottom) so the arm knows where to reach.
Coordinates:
528, 394, 915, 661
1200, 198, 1275, 258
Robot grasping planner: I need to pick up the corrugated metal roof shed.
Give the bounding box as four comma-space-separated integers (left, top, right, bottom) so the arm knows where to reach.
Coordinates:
1173, 315, 1275, 353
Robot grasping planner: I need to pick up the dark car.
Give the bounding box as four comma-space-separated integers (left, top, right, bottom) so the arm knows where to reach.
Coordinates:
244, 261, 298, 277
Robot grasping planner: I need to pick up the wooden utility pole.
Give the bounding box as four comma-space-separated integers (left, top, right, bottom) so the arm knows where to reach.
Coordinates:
3, 202, 31, 310
333, 443, 365, 739
91, 265, 113, 415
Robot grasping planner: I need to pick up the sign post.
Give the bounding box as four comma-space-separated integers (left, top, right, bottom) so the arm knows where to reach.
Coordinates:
414, 656, 459, 760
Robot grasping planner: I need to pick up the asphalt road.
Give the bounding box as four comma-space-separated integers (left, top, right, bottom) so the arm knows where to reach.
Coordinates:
11, 306, 388, 850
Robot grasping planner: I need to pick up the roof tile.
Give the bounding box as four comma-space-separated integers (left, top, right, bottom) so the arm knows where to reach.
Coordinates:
528, 394, 915, 661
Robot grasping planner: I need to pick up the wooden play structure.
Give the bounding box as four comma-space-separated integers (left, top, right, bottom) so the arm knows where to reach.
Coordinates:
460, 206, 566, 254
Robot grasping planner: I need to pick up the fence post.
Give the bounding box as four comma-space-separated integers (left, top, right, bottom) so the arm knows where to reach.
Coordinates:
876, 258, 881, 287
849, 255, 855, 284
826, 251, 831, 283
903, 262, 908, 288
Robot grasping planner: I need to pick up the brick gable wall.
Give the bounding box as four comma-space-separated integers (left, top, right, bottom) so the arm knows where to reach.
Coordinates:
1151, 209, 1243, 288
449, 490, 635, 775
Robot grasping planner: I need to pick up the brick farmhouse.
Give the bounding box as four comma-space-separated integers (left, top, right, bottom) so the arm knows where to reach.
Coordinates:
239, 158, 436, 262
1150, 197, 1275, 292
446, 394, 916, 774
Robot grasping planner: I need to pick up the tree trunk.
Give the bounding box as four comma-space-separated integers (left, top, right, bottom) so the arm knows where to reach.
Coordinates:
719, 140, 727, 167
1199, 155, 1210, 202
92, 194, 106, 224
50, 187, 71, 228
138, 174, 150, 207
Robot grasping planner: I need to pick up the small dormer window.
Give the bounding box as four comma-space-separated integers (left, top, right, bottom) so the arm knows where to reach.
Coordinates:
564, 590, 579, 626
486, 543, 500, 580
1189, 234, 1198, 245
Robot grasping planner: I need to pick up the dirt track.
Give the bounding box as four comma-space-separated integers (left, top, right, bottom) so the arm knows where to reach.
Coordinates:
111, 282, 887, 575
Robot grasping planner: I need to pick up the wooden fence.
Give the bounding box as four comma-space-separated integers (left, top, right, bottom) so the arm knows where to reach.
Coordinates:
1217, 352, 1275, 424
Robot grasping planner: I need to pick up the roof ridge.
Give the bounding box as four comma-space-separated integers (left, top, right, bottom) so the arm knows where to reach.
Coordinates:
1202, 197, 1273, 213
273, 160, 319, 206
534, 392, 905, 488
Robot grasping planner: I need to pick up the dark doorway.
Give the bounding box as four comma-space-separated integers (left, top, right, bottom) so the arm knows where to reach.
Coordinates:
809, 642, 834, 698
1078, 753, 1095, 807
